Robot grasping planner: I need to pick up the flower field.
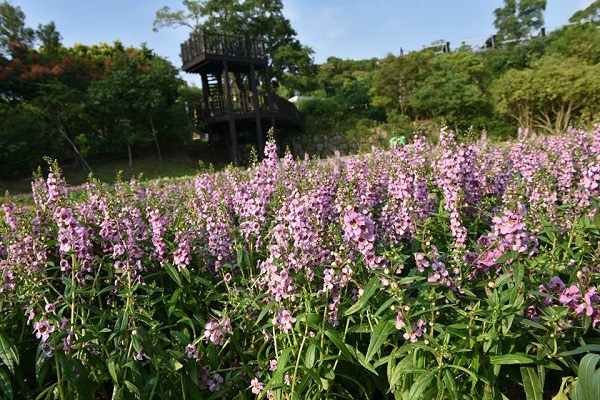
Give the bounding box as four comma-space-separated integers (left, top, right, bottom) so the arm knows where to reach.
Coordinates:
1, 127, 600, 399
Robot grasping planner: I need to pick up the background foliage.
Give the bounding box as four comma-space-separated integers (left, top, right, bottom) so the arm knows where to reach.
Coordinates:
1, 0, 600, 174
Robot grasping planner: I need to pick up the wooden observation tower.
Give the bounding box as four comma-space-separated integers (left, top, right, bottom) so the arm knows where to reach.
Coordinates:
180, 31, 303, 165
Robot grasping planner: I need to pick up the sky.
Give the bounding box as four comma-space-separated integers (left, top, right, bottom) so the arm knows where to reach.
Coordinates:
14, 0, 594, 86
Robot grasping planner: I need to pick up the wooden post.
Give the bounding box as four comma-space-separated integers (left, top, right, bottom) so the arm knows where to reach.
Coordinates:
216, 74, 224, 115
263, 66, 276, 132
207, 123, 216, 165
223, 61, 240, 165
200, 73, 211, 115
249, 63, 264, 159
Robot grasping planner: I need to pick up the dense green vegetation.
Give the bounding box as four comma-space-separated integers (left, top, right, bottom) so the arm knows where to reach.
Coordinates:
0, 2, 203, 178
1, 0, 600, 176
297, 20, 600, 144
2, 129, 600, 399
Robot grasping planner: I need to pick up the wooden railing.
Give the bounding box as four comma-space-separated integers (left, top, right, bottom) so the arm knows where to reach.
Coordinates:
271, 94, 303, 124
202, 92, 302, 126
181, 31, 266, 65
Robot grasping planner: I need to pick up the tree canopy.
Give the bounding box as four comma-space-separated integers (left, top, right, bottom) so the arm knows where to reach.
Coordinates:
492, 54, 600, 132
2, 0, 600, 177
493, 0, 547, 42
153, 0, 316, 90
569, 0, 600, 24
0, 5, 194, 177
0, 1, 34, 55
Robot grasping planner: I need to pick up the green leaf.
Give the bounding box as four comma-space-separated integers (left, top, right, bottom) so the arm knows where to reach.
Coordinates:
107, 357, 119, 384
593, 209, 600, 230
304, 343, 316, 369
447, 364, 481, 382
388, 355, 414, 391
443, 368, 459, 400
349, 343, 379, 375
513, 263, 524, 286
374, 297, 396, 317
0, 368, 13, 400
365, 317, 396, 364
116, 309, 129, 334
495, 251, 519, 264
324, 328, 357, 364
123, 380, 140, 396
407, 370, 436, 400
164, 263, 183, 287
494, 273, 512, 288
296, 365, 323, 392
516, 317, 547, 331
490, 353, 534, 365
344, 276, 380, 316
142, 371, 158, 399
560, 345, 600, 357
170, 330, 190, 344
552, 377, 572, 400
180, 266, 191, 283
574, 353, 600, 400
35, 344, 50, 385
0, 334, 18, 375
521, 366, 543, 400
255, 300, 277, 326
34, 383, 55, 400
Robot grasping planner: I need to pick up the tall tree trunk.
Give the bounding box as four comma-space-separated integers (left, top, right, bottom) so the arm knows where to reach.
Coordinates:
150, 116, 162, 163
127, 143, 133, 167
56, 116, 93, 174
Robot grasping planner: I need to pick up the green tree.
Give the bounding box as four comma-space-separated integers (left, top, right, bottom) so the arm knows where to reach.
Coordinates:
493, 0, 546, 42
492, 55, 600, 132
0, 0, 34, 56
490, 67, 535, 130
409, 53, 491, 134
153, 0, 315, 91
88, 47, 189, 166
370, 51, 433, 116
315, 57, 378, 97
544, 23, 600, 64
569, 0, 600, 24
36, 21, 62, 56
0, 103, 54, 176
31, 80, 94, 173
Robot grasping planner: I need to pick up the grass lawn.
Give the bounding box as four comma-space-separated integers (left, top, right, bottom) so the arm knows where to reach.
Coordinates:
1, 151, 216, 196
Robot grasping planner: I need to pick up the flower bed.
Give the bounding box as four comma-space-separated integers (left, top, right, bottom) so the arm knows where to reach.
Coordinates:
1, 127, 600, 399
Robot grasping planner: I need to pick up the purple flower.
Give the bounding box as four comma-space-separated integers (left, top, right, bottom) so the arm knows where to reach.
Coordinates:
221, 315, 233, 335
575, 287, 600, 318
403, 319, 426, 343
394, 310, 406, 330
342, 206, 381, 268
41, 343, 55, 358
185, 344, 197, 359
207, 373, 223, 392
27, 309, 36, 324
44, 302, 56, 314
273, 307, 296, 334
559, 285, 582, 306
250, 378, 264, 395
269, 359, 278, 371
204, 320, 224, 346
62, 335, 76, 351
34, 319, 55, 342
135, 346, 150, 361
173, 230, 191, 271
